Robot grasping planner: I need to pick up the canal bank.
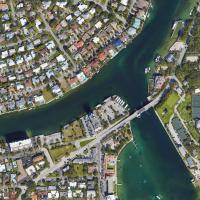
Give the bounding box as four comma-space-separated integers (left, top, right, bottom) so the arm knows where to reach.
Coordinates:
0, 0, 188, 136
117, 109, 198, 200
0, 0, 198, 199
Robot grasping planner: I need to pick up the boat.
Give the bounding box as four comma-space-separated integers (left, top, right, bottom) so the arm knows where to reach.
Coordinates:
156, 194, 163, 199
136, 113, 141, 118
151, 194, 163, 200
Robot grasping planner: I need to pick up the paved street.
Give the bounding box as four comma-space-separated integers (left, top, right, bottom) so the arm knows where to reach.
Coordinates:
41, 147, 54, 167
34, 91, 164, 182
39, 11, 77, 68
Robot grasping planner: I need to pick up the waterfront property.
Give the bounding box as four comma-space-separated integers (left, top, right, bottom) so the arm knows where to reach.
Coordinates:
192, 95, 200, 119
0, 95, 131, 199
118, 111, 198, 200
0, 0, 150, 116
0, 0, 199, 200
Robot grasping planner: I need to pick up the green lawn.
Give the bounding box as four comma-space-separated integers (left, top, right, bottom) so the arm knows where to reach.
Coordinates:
156, 0, 198, 56
100, 0, 107, 4
178, 0, 199, 19
64, 164, 87, 177
49, 144, 76, 162
80, 138, 94, 147
157, 21, 184, 56
42, 89, 54, 102
178, 94, 192, 121
73, 164, 85, 177
62, 120, 84, 143
156, 91, 179, 124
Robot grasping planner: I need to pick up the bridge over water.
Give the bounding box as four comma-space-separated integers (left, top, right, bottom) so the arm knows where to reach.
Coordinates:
35, 89, 166, 182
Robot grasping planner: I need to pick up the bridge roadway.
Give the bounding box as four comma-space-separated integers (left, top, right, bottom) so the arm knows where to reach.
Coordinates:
34, 92, 163, 182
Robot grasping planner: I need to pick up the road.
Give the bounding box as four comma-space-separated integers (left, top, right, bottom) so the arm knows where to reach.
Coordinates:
9, 0, 15, 20
39, 11, 77, 68
172, 75, 199, 145
41, 147, 54, 167
17, 185, 27, 200
177, 45, 187, 66
34, 91, 164, 182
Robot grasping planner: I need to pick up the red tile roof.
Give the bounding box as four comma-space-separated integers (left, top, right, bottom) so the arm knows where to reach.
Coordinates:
74, 40, 84, 49
98, 52, 106, 61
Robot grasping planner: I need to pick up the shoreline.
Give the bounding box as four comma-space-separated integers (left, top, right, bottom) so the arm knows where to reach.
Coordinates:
116, 122, 134, 199
154, 109, 200, 187
0, 3, 153, 119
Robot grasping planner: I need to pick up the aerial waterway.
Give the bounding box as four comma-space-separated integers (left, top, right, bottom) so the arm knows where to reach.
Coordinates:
0, 0, 190, 136
118, 110, 197, 200
0, 0, 198, 198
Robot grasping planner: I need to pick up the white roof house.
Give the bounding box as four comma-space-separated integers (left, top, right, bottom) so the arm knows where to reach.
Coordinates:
9, 48, 16, 55
95, 21, 103, 29
46, 41, 55, 50
170, 42, 185, 52
35, 19, 42, 31
121, 0, 128, 6
20, 18, 27, 26
77, 17, 84, 25
18, 46, 25, 52
7, 59, 15, 67
79, 183, 86, 189
16, 83, 24, 90
77, 72, 88, 83
87, 190, 96, 198
66, 15, 73, 21
40, 63, 48, 69
186, 55, 199, 62
56, 55, 65, 62
16, 56, 24, 65
33, 67, 41, 74
34, 95, 45, 104
1, 50, 8, 59
195, 88, 200, 94
89, 8, 96, 15
9, 138, 33, 152
8, 76, 16, 81
127, 27, 136, 36
68, 190, 73, 198
69, 181, 77, 187
0, 62, 7, 69
0, 164, 6, 172
25, 165, 36, 176
42, 1, 51, 9
106, 195, 117, 200
56, 2, 67, 8
78, 4, 88, 12
48, 191, 59, 199
17, 3, 24, 8
52, 85, 63, 96
93, 37, 100, 44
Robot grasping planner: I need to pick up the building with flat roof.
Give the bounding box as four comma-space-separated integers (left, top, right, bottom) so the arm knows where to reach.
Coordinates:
192, 95, 200, 119
104, 154, 117, 176
172, 117, 187, 141
9, 138, 33, 152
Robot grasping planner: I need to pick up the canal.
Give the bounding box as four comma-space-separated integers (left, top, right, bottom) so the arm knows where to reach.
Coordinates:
0, 0, 183, 136
0, 0, 198, 199
117, 110, 197, 200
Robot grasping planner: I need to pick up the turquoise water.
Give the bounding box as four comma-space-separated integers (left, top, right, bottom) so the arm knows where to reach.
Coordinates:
118, 109, 197, 200
0, 0, 185, 136
0, 0, 198, 199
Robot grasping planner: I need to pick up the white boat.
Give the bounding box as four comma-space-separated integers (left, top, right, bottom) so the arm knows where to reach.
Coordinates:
136, 113, 141, 118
